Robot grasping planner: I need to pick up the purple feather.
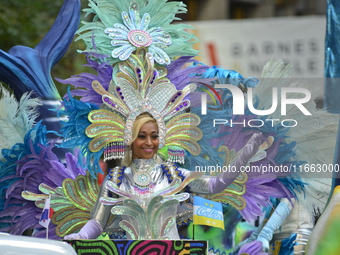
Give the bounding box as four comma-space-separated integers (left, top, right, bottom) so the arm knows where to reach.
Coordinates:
1, 134, 86, 237
166, 56, 209, 90
240, 176, 293, 222
56, 53, 113, 106
238, 240, 268, 255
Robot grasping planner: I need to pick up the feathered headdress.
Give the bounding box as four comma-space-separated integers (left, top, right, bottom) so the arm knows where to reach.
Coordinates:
57, 0, 204, 172
86, 49, 202, 162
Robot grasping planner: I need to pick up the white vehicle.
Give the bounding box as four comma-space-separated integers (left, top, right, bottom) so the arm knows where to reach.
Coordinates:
0, 232, 77, 255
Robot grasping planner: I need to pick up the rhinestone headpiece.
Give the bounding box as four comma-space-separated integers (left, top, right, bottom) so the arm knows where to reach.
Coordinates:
85, 49, 202, 163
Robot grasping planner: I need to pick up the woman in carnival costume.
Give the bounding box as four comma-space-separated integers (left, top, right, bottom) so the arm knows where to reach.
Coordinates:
63, 107, 263, 240
0, 0, 337, 254
51, 0, 295, 242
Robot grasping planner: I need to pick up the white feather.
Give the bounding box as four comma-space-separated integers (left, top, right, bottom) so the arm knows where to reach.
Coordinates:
0, 86, 42, 153
252, 59, 338, 215
296, 177, 332, 215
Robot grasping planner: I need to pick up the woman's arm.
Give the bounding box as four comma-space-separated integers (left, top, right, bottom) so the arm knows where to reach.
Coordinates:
184, 132, 263, 194
256, 199, 293, 252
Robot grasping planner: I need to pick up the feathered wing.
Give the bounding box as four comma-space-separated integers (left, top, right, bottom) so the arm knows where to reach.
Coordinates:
230, 60, 335, 255
0, 128, 90, 239
23, 172, 99, 238
0, 86, 42, 232
0, 85, 93, 238
191, 59, 335, 254
187, 63, 300, 222
0, 0, 87, 234
291, 122, 336, 213
0, 0, 81, 166
252, 59, 338, 215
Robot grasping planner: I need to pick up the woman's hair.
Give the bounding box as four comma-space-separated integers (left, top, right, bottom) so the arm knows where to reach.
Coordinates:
121, 112, 158, 166
130, 113, 157, 143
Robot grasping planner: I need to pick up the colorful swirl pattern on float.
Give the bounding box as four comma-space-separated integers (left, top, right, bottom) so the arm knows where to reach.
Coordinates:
65, 240, 208, 255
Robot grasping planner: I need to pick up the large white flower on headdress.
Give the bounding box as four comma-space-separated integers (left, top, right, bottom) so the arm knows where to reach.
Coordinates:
104, 1, 172, 65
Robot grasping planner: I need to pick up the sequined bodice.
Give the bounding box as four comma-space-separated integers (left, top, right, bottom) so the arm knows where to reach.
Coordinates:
120, 159, 170, 197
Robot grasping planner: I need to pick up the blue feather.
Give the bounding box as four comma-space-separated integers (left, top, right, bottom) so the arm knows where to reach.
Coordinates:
0, 121, 49, 229
56, 89, 102, 177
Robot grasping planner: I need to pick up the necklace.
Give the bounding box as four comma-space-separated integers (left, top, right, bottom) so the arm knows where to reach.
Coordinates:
131, 159, 156, 188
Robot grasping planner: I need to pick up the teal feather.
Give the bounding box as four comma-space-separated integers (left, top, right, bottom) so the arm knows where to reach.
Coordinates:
77, 0, 198, 65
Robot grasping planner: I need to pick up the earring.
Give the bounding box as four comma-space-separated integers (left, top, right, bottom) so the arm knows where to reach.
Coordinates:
168, 146, 185, 164
103, 142, 125, 161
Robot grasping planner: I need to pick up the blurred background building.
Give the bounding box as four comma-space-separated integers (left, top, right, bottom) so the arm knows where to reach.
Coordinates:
170, 0, 327, 78
174, 0, 326, 21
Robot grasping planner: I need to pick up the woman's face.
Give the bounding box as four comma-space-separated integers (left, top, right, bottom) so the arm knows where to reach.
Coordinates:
131, 122, 159, 160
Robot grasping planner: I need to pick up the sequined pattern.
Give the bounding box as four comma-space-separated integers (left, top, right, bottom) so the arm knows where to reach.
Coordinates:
209, 172, 248, 210
104, 2, 172, 64
86, 48, 202, 163
22, 172, 99, 237
101, 162, 197, 240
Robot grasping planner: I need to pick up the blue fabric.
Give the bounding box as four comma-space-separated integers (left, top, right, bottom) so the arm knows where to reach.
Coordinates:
257, 202, 291, 252
325, 0, 340, 113
0, 0, 80, 100
325, 1, 340, 190
278, 233, 296, 255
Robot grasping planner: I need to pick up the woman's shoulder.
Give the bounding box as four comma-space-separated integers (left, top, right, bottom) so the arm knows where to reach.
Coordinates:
107, 166, 127, 186
160, 162, 187, 182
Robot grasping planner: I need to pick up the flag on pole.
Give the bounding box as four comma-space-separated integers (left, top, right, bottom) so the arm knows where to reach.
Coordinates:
39, 195, 52, 229
193, 196, 224, 230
